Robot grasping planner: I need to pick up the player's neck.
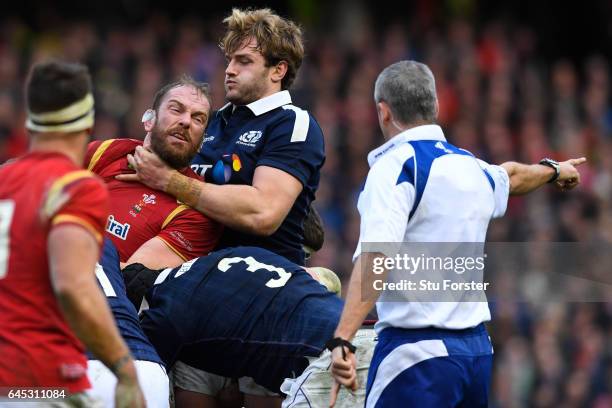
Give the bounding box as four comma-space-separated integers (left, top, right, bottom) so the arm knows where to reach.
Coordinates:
29, 133, 88, 166
255, 83, 283, 102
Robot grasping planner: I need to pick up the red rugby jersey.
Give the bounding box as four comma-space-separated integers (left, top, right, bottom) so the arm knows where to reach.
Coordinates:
0, 151, 109, 392
85, 139, 221, 262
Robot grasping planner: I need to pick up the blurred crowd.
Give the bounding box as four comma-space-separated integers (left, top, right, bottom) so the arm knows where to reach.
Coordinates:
0, 7, 611, 408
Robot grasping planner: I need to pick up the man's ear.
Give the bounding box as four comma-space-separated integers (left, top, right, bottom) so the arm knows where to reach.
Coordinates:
270, 61, 288, 85
142, 109, 156, 132
377, 101, 392, 125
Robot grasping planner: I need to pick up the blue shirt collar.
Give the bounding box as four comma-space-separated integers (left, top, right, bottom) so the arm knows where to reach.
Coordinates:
367, 124, 446, 167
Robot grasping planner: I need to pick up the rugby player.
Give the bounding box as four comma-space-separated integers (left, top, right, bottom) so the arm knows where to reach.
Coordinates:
85, 76, 222, 269
0, 60, 144, 407
118, 8, 325, 267
118, 244, 369, 408
118, 10, 328, 406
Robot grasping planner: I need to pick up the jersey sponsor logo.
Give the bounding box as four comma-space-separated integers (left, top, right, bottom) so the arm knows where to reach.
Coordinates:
106, 215, 130, 240
237, 130, 262, 147
129, 193, 156, 218
211, 154, 242, 184
191, 164, 213, 177
202, 135, 215, 143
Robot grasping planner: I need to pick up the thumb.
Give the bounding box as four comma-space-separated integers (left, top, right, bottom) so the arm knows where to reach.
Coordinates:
352, 377, 359, 392
329, 381, 340, 407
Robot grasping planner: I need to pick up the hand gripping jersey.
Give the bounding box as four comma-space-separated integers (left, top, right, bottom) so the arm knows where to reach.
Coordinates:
91, 238, 162, 365
139, 246, 343, 392
191, 91, 325, 265
85, 138, 222, 262
0, 152, 109, 392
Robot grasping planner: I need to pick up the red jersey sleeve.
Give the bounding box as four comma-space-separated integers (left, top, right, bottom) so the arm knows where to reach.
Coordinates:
43, 170, 110, 245
156, 206, 222, 261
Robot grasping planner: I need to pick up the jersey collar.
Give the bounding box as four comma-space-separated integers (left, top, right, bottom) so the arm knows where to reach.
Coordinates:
246, 90, 292, 116
217, 90, 292, 120
367, 124, 446, 167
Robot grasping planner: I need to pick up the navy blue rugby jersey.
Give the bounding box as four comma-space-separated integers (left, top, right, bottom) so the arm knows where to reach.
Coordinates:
89, 238, 163, 365
190, 91, 325, 265
139, 246, 343, 391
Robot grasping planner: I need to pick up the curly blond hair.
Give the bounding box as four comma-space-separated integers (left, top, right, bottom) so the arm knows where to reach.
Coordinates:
221, 8, 304, 90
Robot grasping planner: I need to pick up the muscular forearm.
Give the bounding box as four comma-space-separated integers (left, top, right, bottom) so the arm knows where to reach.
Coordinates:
49, 226, 137, 381
501, 162, 555, 195
334, 255, 380, 340
56, 282, 136, 379
166, 172, 280, 235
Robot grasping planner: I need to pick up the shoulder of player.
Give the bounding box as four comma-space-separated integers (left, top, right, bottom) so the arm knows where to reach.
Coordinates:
263, 104, 323, 142
42, 169, 107, 218
161, 202, 215, 228
86, 138, 142, 171
49, 168, 106, 193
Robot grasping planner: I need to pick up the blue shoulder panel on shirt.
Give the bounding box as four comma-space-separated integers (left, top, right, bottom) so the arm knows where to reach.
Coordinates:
396, 156, 416, 187
406, 141, 474, 220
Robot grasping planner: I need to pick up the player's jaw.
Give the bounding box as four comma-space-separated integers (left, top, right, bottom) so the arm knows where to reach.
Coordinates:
150, 124, 200, 170
225, 69, 271, 105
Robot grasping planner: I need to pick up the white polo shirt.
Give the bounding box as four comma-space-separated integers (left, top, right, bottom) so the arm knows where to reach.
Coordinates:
354, 124, 510, 331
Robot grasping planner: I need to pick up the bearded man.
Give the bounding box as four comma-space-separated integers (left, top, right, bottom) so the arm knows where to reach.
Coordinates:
85, 76, 222, 270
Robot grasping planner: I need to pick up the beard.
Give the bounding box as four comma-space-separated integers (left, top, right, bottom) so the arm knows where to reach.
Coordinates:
149, 125, 200, 170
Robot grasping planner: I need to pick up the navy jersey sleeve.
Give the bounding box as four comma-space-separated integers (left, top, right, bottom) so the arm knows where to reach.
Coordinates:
257, 107, 325, 187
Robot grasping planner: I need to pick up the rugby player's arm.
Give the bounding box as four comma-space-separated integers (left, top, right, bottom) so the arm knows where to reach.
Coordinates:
501, 157, 586, 195
169, 165, 302, 236
126, 236, 186, 269
49, 224, 140, 385
117, 145, 302, 235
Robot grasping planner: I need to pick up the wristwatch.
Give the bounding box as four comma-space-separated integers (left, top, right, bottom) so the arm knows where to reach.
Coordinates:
539, 158, 560, 183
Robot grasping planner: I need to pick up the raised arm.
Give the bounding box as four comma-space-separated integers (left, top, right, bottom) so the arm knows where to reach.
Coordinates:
501, 157, 586, 195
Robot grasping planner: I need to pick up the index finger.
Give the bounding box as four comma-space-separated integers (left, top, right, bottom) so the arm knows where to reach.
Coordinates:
329, 381, 341, 407
569, 157, 587, 166
115, 173, 140, 182
133, 145, 146, 158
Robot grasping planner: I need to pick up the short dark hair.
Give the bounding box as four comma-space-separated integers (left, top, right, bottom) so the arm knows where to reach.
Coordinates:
152, 75, 212, 119
303, 206, 324, 252
26, 60, 92, 114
